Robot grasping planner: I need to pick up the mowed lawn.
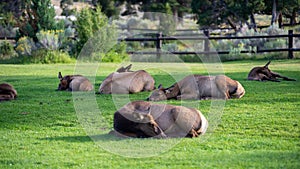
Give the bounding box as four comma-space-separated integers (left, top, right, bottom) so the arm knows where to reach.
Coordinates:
0, 60, 299, 168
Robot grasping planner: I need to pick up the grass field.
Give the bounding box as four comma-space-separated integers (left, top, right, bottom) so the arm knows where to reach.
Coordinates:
0, 60, 299, 168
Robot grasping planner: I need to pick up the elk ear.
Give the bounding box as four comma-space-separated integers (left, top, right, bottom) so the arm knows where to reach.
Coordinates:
58, 72, 63, 80
158, 84, 163, 89
264, 61, 271, 68
125, 64, 132, 71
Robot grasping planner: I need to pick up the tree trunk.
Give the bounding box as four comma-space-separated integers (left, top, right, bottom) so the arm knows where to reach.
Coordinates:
278, 12, 282, 28
227, 17, 237, 31
290, 8, 297, 25
271, 0, 277, 25
250, 13, 257, 32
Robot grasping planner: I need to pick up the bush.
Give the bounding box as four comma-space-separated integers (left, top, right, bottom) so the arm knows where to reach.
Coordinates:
15, 36, 37, 56
87, 42, 129, 63
36, 30, 64, 50
28, 49, 75, 64
75, 6, 108, 56
0, 40, 17, 60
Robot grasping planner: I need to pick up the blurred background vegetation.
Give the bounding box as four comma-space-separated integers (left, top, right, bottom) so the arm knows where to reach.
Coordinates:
0, 0, 300, 63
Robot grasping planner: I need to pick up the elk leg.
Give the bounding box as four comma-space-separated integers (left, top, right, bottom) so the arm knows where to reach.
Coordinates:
187, 128, 199, 138
271, 71, 296, 81
261, 74, 280, 82
0, 94, 13, 101
133, 112, 167, 138
177, 95, 196, 100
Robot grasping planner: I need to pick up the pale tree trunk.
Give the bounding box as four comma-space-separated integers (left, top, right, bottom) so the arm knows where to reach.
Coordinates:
250, 13, 257, 32
271, 0, 278, 25
227, 17, 237, 32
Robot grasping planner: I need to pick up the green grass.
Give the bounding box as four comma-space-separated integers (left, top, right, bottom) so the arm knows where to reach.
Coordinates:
0, 60, 299, 168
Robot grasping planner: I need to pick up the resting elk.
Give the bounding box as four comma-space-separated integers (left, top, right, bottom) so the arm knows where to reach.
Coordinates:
247, 61, 296, 82
98, 64, 155, 94
147, 75, 245, 101
0, 83, 17, 102
57, 72, 94, 91
111, 101, 208, 138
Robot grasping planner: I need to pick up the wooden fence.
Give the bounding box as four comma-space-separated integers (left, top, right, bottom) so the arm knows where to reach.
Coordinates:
1, 30, 300, 59
120, 30, 300, 59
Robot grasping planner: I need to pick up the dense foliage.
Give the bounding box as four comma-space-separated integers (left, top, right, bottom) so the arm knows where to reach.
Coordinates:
191, 0, 300, 30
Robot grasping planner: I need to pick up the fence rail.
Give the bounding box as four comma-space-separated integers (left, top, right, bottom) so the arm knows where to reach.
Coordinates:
120, 30, 300, 59
1, 30, 299, 59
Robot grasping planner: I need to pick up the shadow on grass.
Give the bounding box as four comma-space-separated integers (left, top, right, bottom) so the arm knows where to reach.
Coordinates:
40, 133, 129, 143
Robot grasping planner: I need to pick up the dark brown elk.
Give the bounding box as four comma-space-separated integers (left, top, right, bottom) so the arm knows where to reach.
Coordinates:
111, 101, 208, 138
0, 83, 17, 102
247, 61, 296, 82
98, 65, 155, 94
57, 72, 94, 91
147, 75, 245, 101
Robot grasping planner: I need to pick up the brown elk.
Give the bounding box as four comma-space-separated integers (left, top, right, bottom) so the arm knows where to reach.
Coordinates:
98, 65, 155, 94
147, 75, 245, 101
111, 101, 208, 138
57, 72, 94, 91
0, 83, 17, 102
247, 61, 296, 82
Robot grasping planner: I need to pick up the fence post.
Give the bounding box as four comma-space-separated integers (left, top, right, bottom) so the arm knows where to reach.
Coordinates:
288, 30, 294, 59
204, 30, 210, 57
156, 32, 162, 61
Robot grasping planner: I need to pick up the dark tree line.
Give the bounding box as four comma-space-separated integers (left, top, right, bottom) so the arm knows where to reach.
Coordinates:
191, 0, 300, 31
0, 0, 299, 33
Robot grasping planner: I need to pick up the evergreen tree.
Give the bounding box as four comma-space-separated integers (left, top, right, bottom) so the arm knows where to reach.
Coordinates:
16, 0, 59, 41
191, 0, 265, 31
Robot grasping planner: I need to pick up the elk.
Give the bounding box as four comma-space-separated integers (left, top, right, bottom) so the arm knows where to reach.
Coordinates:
98, 64, 155, 94
57, 72, 94, 91
111, 101, 208, 138
147, 75, 245, 101
0, 83, 17, 102
247, 61, 296, 82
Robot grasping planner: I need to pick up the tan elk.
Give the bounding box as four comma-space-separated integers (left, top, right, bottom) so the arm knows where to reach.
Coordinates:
57, 72, 94, 91
0, 83, 17, 102
247, 61, 296, 82
147, 75, 245, 101
111, 101, 208, 138
98, 64, 155, 94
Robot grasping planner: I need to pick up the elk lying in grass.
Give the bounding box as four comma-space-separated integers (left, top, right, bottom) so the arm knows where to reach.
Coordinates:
147, 75, 245, 101
98, 64, 155, 94
247, 61, 296, 82
0, 83, 17, 102
57, 72, 94, 91
111, 101, 208, 138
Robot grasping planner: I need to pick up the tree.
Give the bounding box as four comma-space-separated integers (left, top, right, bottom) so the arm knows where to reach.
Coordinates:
92, 0, 120, 18
13, 0, 59, 41
74, 6, 108, 55
264, 0, 300, 26
121, 0, 192, 21
191, 0, 265, 31
60, 0, 74, 16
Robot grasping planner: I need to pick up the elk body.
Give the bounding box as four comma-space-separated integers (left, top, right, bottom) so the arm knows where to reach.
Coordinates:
148, 75, 245, 101
247, 61, 296, 82
111, 101, 208, 138
57, 72, 94, 91
0, 83, 17, 102
98, 65, 155, 94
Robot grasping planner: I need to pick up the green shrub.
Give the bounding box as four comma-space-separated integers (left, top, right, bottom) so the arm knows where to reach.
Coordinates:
0, 40, 17, 60
75, 6, 108, 56
27, 49, 75, 64
87, 42, 129, 63
15, 36, 37, 56
36, 30, 63, 50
